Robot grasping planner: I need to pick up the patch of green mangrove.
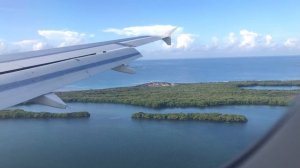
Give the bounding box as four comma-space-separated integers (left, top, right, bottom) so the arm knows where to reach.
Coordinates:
57, 80, 300, 108
132, 112, 247, 123
0, 109, 90, 119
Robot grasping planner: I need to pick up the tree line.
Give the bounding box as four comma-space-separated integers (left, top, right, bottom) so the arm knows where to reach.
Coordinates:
57, 80, 300, 108
132, 112, 247, 123
0, 109, 90, 119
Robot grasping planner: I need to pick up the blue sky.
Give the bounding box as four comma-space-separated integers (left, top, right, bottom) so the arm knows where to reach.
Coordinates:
1, 0, 300, 59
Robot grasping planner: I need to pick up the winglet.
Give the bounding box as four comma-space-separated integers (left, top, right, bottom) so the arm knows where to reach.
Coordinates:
162, 27, 177, 45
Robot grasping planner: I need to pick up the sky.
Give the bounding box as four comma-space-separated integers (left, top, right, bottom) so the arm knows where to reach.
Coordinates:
0, 0, 300, 59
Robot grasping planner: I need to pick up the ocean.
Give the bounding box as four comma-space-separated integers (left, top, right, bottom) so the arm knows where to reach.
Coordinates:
60, 56, 300, 90
1, 56, 300, 168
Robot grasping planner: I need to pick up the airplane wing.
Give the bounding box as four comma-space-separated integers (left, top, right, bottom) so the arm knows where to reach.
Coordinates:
0, 28, 176, 110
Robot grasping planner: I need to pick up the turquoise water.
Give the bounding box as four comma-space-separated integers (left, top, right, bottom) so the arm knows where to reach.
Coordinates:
0, 104, 287, 168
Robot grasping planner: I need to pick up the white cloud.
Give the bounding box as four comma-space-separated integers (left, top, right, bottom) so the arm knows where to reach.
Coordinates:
103, 25, 195, 50
103, 25, 300, 58
33, 42, 46, 50
13, 40, 46, 51
0, 29, 93, 54
176, 34, 195, 49
239, 29, 258, 48
38, 30, 90, 47
227, 32, 237, 45
265, 35, 273, 46
284, 38, 298, 48
2, 27, 300, 59
211, 36, 219, 45
103, 25, 177, 36
0, 40, 5, 52
204, 36, 220, 50
221, 31, 272, 49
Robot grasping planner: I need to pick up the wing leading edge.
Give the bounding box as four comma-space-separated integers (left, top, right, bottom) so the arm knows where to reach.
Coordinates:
0, 29, 176, 110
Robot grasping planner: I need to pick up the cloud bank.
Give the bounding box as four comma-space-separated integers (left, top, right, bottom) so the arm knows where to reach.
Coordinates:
0, 40, 5, 52
0, 25, 299, 59
13, 40, 46, 51
103, 25, 196, 49
239, 29, 258, 48
103, 25, 299, 54
284, 38, 299, 48
103, 25, 176, 36
38, 30, 90, 47
0, 30, 93, 54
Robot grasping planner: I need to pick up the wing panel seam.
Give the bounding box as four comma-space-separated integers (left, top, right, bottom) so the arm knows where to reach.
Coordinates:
0, 52, 140, 92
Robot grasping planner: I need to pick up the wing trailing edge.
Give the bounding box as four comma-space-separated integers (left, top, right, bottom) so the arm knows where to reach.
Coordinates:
0, 29, 176, 109
29, 93, 67, 109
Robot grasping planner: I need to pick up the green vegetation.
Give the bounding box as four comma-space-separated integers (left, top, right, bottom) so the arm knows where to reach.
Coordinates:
132, 112, 247, 123
57, 80, 300, 108
0, 109, 90, 119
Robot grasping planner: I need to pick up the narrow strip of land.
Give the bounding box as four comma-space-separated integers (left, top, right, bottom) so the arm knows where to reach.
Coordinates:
132, 112, 247, 123
0, 109, 90, 119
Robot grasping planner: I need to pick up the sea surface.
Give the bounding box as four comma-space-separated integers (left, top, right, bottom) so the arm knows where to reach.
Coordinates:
1, 56, 300, 168
60, 56, 300, 90
1, 104, 287, 168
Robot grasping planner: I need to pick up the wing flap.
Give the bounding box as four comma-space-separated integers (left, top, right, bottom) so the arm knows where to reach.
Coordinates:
30, 93, 67, 109
0, 48, 142, 109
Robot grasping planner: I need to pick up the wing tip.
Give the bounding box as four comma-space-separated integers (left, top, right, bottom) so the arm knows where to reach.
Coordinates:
162, 27, 177, 45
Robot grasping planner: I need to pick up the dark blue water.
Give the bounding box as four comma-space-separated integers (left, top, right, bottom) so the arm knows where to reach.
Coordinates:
60, 56, 300, 91
0, 56, 299, 168
1, 104, 287, 168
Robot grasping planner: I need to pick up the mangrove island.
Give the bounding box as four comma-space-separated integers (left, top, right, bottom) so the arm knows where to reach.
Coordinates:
0, 109, 90, 119
132, 112, 248, 123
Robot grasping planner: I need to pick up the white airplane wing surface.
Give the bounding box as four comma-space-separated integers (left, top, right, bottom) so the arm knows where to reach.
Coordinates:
0, 29, 176, 110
